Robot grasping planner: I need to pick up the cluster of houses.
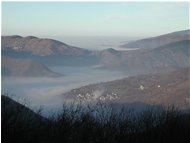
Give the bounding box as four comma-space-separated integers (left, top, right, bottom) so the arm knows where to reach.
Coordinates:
76, 91, 119, 101
13, 46, 23, 51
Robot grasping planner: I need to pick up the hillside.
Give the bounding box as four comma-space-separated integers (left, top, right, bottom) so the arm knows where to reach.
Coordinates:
2, 30, 189, 71
63, 67, 190, 109
120, 29, 190, 49
2, 95, 48, 143
1, 35, 100, 66
1, 95, 44, 121
1, 35, 90, 56
99, 40, 190, 74
1, 56, 61, 77
2, 95, 190, 143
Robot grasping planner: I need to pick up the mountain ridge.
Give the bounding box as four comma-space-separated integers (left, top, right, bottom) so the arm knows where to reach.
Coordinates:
63, 67, 190, 109
120, 29, 190, 49
1, 56, 62, 77
99, 40, 190, 74
2, 35, 90, 56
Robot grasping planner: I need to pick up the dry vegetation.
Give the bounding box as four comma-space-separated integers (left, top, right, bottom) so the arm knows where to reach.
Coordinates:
2, 95, 190, 143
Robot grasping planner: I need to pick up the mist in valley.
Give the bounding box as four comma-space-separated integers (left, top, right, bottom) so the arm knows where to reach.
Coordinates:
2, 2, 190, 142
50, 36, 141, 50
1, 66, 127, 115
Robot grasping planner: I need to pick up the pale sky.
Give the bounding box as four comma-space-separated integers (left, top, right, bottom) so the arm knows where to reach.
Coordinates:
2, 2, 189, 37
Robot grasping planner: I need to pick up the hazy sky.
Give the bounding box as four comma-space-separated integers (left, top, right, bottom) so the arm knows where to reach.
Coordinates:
2, 2, 189, 37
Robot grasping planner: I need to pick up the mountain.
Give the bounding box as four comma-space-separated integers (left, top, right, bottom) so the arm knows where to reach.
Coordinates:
2, 95, 47, 143
1, 56, 61, 77
1, 95, 44, 121
63, 67, 190, 109
2, 31, 189, 70
99, 40, 190, 74
120, 29, 190, 49
98, 48, 122, 66
2, 35, 90, 56
1, 35, 99, 67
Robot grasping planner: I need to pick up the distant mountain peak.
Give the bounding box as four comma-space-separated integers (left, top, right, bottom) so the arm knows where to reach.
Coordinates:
1, 56, 62, 77
105, 48, 117, 52
120, 29, 190, 49
2, 35, 89, 56
102, 48, 119, 54
25, 36, 38, 39
4, 35, 23, 38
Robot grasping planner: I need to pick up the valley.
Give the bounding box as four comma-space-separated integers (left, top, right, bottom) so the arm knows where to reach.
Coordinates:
1, 29, 190, 115
2, 2, 190, 143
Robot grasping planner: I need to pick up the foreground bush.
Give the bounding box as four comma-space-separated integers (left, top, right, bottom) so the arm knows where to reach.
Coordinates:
2, 96, 190, 143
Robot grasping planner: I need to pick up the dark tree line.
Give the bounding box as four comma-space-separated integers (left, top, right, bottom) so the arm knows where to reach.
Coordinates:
2, 95, 190, 143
